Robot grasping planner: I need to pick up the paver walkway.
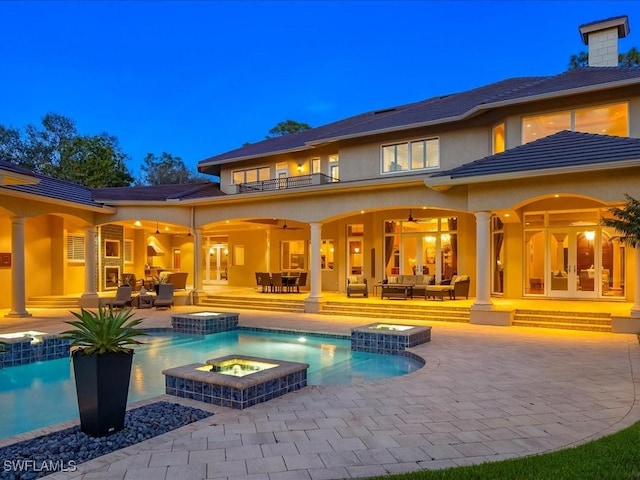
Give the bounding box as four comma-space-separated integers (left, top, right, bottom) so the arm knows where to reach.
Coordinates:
1, 307, 637, 480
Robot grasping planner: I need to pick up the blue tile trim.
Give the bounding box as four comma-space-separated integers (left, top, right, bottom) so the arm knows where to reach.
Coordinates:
165, 369, 308, 409
350, 324, 431, 355
171, 313, 239, 335
0, 337, 72, 368
238, 326, 349, 340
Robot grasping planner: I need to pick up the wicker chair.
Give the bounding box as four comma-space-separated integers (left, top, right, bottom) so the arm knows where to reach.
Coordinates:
347, 275, 368, 297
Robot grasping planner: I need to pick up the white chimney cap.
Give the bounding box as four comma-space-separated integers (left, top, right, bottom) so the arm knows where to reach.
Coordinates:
579, 15, 630, 45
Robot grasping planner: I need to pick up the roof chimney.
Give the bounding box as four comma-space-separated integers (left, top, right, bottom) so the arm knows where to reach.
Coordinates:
579, 16, 630, 67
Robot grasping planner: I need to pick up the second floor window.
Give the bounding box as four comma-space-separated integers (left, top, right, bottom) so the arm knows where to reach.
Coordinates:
522, 102, 628, 144
381, 138, 439, 173
493, 123, 505, 154
233, 167, 270, 184
329, 155, 339, 181
311, 157, 321, 174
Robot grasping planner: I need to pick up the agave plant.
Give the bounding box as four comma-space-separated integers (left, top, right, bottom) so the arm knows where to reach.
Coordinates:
61, 306, 147, 355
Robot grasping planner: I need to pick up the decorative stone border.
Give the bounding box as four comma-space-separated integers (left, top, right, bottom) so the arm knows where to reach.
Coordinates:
163, 354, 309, 409
351, 322, 432, 355
171, 311, 239, 335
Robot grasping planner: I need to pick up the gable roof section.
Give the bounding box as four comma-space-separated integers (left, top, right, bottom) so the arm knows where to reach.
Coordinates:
1, 169, 109, 209
425, 131, 640, 190
198, 67, 640, 172
91, 182, 224, 202
0, 159, 39, 185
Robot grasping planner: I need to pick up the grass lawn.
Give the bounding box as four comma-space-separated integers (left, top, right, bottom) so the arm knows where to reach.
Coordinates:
365, 420, 640, 480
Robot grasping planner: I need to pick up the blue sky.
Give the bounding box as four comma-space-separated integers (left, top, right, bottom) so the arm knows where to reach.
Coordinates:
2, 1, 639, 175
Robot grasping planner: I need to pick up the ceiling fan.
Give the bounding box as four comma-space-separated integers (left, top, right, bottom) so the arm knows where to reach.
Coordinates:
407, 209, 420, 223
280, 220, 302, 230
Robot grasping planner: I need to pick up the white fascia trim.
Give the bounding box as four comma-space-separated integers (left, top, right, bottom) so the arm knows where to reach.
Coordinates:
424, 159, 640, 190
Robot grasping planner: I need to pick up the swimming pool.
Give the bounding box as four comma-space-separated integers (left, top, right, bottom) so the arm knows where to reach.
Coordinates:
0, 329, 423, 439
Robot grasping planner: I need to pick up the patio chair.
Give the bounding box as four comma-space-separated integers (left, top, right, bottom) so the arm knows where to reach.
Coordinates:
121, 273, 142, 291
154, 283, 174, 310
258, 272, 272, 293
103, 285, 133, 309
271, 273, 284, 293
292, 271, 308, 293
347, 275, 368, 297
166, 272, 188, 290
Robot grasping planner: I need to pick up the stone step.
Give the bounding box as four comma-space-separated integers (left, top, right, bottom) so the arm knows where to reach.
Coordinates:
320, 304, 470, 323
515, 309, 611, 319
513, 309, 611, 332
512, 320, 611, 333
27, 297, 79, 308
199, 297, 305, 313
513, 314, 611, 326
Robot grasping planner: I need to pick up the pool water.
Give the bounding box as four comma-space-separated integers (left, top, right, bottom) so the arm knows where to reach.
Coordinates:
0, 330, 422, 439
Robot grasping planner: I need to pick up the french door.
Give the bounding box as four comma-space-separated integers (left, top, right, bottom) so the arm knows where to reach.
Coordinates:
204, 243, 228, 284
548, 228, 598, 298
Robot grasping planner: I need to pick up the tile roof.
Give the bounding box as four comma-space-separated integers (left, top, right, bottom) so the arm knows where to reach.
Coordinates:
428, 130, 640, 182
1, 170, 104, 208
199, 67, 640, 169
91, 182, 224, 202
0, 159, 36, 177
0, 160, 224, 207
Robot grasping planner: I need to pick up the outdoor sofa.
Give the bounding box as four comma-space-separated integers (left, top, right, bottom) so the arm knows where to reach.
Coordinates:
424, 275, 471, 300
381, 274, 435, 299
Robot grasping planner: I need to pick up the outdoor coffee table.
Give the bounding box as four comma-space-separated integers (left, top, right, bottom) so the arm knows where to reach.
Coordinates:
381, 285, 413, 300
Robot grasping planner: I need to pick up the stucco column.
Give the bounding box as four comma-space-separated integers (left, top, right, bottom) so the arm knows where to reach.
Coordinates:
472, 211, 492, 309
192, 229, 205, 305
79, 226, 100, 308
6, 217, 31, 318
631, 248, 640, 317
305, 222, 324, 312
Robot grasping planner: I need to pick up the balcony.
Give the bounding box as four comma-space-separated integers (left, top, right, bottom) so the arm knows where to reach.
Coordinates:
237, 173, 338, 193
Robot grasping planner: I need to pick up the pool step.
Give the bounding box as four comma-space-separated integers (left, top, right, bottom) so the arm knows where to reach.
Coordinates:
513, 309, 611, 332
320, 301, 470, 323
199, 295, 306, 313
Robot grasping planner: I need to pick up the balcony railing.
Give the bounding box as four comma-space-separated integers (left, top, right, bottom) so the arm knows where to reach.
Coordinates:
237, 173, 338, 193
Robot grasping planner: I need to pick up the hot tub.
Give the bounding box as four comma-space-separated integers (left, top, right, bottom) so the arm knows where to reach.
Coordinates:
351, 322, 431, 355
171, 311, 239, 335
163, 354, 308, 409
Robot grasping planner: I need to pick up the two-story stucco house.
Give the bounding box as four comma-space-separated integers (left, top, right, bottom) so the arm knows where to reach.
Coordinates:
2, 16, 640, 332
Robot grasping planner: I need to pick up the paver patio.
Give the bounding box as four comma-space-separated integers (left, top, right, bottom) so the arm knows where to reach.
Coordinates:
0, 306, 638, 480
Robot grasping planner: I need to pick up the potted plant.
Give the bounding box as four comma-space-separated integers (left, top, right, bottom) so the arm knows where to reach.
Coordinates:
61, 306, 147, 437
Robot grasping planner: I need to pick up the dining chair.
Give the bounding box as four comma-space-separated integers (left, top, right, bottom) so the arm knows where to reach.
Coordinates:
271, 273, 284, 293
258, 272, 272, 292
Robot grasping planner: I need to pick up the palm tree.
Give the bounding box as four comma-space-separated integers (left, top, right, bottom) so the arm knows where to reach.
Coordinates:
601, 194, 640, 247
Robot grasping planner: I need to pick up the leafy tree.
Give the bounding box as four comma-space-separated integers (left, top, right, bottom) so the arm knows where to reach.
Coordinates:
0, 113, 134, 187
266, 119, 311, 138
601, 194, 640, 248
57, 134, 134, 187
138, 152, 206, 185
0, 125, 26, 165
569, 47, 640, 69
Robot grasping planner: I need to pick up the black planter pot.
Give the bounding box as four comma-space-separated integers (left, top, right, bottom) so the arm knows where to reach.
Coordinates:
72, 351, 134, 437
